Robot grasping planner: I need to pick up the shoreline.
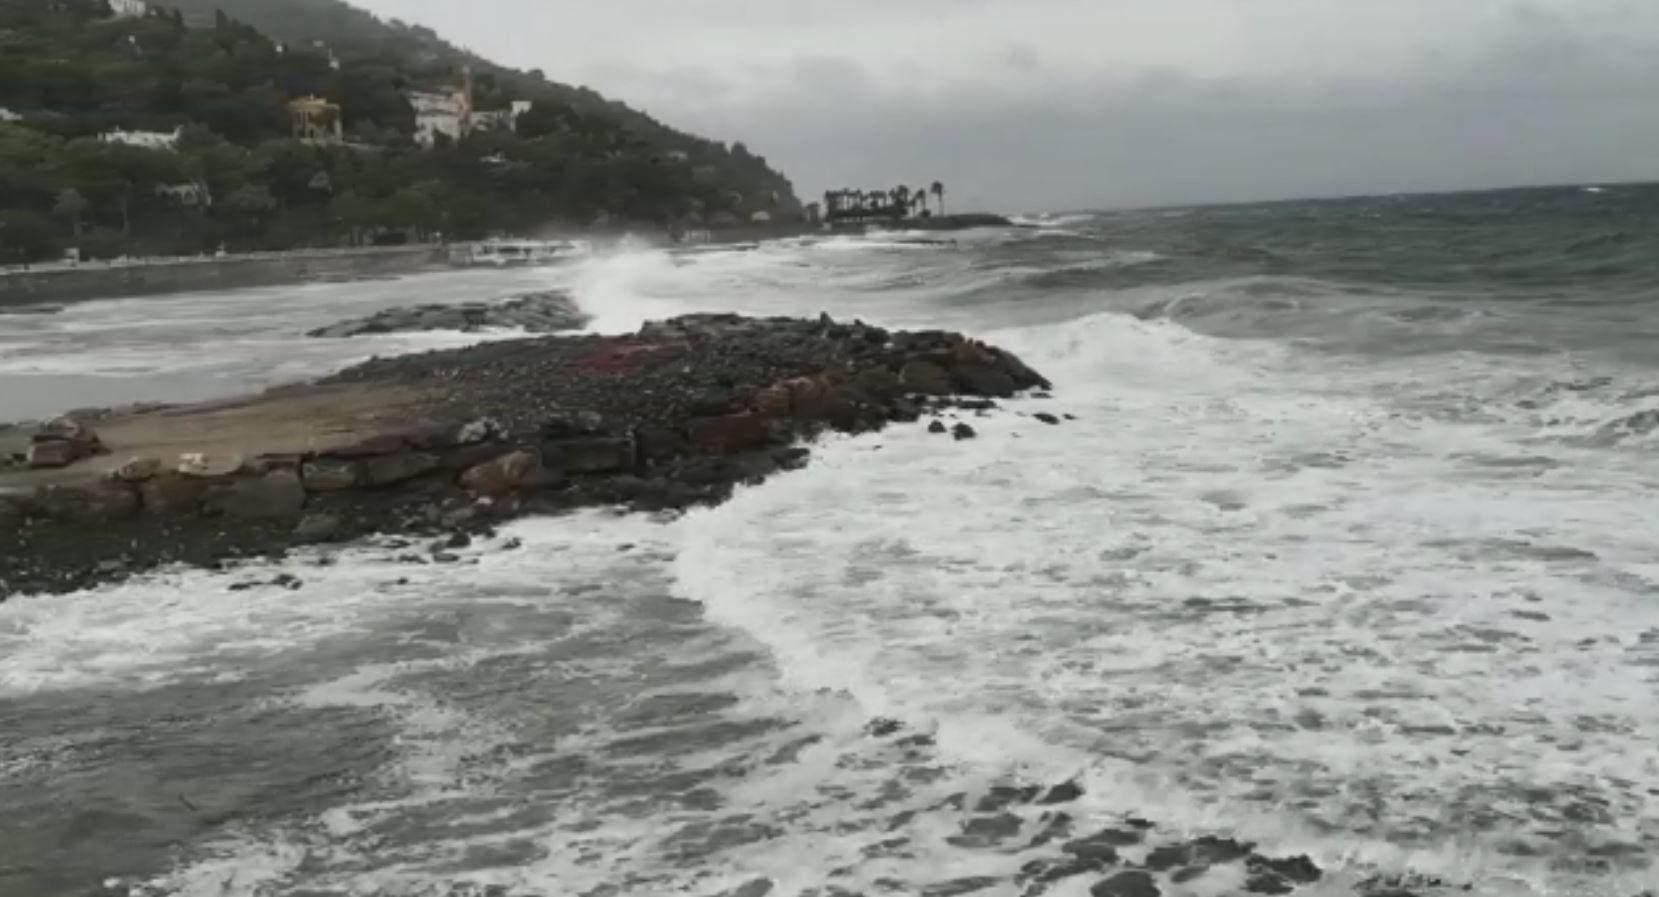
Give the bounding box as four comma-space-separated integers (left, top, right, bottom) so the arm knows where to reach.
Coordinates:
0, 312, 1053, 599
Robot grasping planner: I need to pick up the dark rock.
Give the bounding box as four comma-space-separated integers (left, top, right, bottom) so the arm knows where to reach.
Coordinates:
928, 420, 947, 434
544, 436, 635, 474
1248, 854, 1321, 884
442, 532, 472, 549
301, 458, 361, 491
34, 482, 139, 524
1091, 870, 1160, 897
634, 425, 687, 463
294, 513, 343, 543
953, 363, 1017, 398
1027, 811, 1075, 847
900, 360, 955, 395
688, 413, 771, 454
1125, 818, 1155, 830
432, 552, 460, 564
689, 388, 739, 416
1171, 867, 1207, 884
1144, 846, 1189, 871
360, 452, 440, 487
951, 422, 977, 441
1034, 412, 1061, 426
888, 397, 922, 423
28, 417, 105, 468
1038, 781, 1084, 805
439, 441, 513, 473
204, 471, 306, 520
272, 573, 302, 590
138, 473, 208, 516
1068, 828, 1143, 851
853, 365, 904, 401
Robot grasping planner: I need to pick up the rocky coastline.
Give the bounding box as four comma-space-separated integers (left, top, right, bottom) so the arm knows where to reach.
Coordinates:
0, 312, 1051, 599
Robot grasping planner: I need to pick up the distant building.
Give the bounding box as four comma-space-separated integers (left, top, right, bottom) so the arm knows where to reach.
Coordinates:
99, 127, 181, 150
0, 108, 22, 123
408, 68, 477, 148
108, 0, 148, 18
289, 96, 342, 145
804, 202, 822, 224
155, 182, 211, 207
750, 210, 773, 224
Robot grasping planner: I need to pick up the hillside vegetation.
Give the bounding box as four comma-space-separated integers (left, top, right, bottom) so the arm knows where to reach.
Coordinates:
0, 0, 799, 262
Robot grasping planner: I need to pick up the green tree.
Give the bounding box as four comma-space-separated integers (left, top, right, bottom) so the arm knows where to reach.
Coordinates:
53, 187, 88, 235
0, 209, 62, 264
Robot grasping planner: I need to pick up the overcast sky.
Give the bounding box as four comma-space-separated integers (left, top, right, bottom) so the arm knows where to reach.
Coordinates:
354, 0, 1659, 211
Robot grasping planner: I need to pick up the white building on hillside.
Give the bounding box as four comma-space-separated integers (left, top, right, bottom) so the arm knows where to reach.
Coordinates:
108, 0, 149, 18
409, 88, 471, 147
100, 126, 181, 151
472, 99, 532, 133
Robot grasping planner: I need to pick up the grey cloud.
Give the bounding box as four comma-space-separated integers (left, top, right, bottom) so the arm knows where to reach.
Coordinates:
356, 0, 1659, 209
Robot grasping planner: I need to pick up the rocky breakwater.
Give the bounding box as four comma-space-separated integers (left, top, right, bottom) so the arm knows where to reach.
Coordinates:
0, 313, 1050, 599
306, 290, 589, 337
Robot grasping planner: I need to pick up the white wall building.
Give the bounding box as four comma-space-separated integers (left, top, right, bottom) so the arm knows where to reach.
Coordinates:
108, 0, 149, 18
409, 89, 470, 148
99, 126, 181, 151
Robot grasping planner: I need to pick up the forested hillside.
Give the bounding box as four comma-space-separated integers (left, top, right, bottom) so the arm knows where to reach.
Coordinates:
0, 0, 799, 262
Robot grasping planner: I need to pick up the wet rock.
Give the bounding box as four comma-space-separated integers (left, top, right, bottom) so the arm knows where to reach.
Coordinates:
138, 473, 208, 515
204, 470, 306, 519
112, 456, 163, 482
1190, 836, 1254, 865
853, 365, 904, 401
1027, 811, 1075, 847
301, 458, 361, 491
544, 436, 636, 474
1091, 870, 1160, 897
460, 450, 551, 497
28, 417, 105, 468
293, 513, 343, 543
360, 452, 440, 487
716, 879, 774, 897
34, 482, 139, 524
1034, 412, 1061, 426
1038, 780, 1084, 805
889, 396, 922, 423
452, 417, 506, 446
951, 422, 977, 441
928, 420, 948, 434
688, 413, 772, 454
1068, 827, 1143, 852
432, 551, 461, 564
1171, 867, 1207, 884
442, 531, 472, 549
1144, 845, 1190, 871
900, 359, 955, 395
541, 411, 606, 439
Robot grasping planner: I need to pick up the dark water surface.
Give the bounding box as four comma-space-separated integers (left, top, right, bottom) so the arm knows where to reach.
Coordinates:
4, 184, 1659, 896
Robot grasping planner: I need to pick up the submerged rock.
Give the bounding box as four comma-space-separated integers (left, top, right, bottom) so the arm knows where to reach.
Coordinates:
307, 290, 589, 338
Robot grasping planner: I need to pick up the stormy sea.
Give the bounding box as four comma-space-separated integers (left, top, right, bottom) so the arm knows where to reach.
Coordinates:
3, 183, 1659, 897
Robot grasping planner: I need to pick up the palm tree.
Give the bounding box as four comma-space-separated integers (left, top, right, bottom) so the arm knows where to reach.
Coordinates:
893, 185, 910, 217
930, 181, 945, 216
823, 190, 836, 216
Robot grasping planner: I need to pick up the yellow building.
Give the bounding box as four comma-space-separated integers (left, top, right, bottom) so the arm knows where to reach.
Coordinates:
290, 96, 342, 145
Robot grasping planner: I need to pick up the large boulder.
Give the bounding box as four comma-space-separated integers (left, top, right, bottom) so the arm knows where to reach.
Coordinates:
359, 452, 439, 487
460, 450, 555, 497
687, 413, 772, 455
138, 473, 207, 515
204, 470, 306, 519
0, 493, 29, 530
27, 416, 105, 469
899, 360, 954, 396
543, 436, 636, 474
300, 458, 361, 491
